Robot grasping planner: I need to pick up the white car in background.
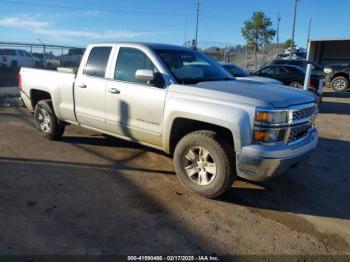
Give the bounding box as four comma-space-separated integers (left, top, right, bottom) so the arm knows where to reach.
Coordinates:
61, 48, 85, 67
0, 49, 40, 68
220, 62, 283, 85
34, 53, 61, 68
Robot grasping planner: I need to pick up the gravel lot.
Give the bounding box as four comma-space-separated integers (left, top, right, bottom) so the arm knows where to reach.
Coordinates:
0, 87, 349, 257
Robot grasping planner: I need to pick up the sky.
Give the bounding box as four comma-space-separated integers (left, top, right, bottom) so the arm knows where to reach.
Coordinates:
0, 0, 349, 48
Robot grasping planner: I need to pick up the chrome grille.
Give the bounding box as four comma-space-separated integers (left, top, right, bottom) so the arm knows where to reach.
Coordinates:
288, 125, 311, 143
292, 106, 316, 122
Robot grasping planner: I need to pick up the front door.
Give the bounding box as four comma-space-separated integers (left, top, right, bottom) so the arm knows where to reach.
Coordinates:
74, 46, 112, 130
105, 47, 166, 147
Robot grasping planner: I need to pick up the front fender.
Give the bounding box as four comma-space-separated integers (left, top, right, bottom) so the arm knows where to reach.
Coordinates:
162, 96, 255, 153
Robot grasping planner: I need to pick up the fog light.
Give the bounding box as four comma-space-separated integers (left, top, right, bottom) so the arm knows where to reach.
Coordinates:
254, 129, 286, 143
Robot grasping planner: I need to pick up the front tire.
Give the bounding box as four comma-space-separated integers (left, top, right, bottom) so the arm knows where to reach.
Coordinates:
34, 100, 65, 140
174, 130, 235, 198
331, 76, 349, 92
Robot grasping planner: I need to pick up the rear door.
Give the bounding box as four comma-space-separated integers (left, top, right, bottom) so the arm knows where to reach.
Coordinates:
74, 46, 113, 130
105, 46, 167, 147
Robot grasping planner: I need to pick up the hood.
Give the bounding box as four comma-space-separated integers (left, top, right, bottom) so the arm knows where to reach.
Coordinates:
237, 76, 283, 85
170, 80, 315, 108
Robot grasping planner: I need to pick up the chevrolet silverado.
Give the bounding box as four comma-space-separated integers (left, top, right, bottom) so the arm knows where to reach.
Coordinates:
19, 42, 319, 198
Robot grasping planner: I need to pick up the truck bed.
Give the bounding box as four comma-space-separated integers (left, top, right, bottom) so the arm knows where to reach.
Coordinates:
20, 67, 77, 122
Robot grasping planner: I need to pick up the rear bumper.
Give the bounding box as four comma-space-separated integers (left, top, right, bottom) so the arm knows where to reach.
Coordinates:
236, 128, 318, 181
20, 90, 33, 112
324, 74, 332, 87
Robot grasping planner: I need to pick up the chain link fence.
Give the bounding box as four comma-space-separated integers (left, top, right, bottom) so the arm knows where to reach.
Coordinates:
185, 41, 285, 72
0, 41, 83, 88
1, 40, 287, 88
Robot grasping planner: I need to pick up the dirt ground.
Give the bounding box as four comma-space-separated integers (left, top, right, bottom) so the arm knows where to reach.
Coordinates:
0, 87, 349, 257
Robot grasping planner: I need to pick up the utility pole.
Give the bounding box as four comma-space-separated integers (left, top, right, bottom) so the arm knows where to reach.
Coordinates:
38, 38, 46, 67
290, 0, 299, 55
195, 0, 200, 49
276, 11, 281, 55
306, 18, 312, 49
184, 15, 188, 45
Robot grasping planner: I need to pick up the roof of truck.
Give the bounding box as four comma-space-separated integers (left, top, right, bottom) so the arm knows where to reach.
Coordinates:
89, 42, 190, 50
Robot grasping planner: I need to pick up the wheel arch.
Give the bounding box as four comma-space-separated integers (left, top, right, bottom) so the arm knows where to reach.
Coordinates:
331, 72, 350, 82
30, 89, 52, 110
162, 97, 254, 155
167, 117, 235, 155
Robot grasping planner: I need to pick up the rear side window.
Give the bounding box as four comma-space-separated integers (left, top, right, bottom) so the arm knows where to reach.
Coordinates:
287, 66, 304, 74
288, 60, 303, 67
115, 47, 155, 83
0, 49, 16, 55
84, 46, 112, 78
278, 67, 289, 73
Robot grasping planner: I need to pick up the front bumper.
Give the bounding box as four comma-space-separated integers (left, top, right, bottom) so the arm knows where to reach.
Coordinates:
236, 127, 318, 181
324, 74, 332, 87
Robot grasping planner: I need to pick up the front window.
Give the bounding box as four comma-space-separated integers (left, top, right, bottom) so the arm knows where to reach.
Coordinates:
115, 47, 154, 83
260, 67, 278, 75
154, 48, 233, 84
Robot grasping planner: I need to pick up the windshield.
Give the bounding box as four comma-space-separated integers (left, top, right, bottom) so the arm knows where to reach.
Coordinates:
223, 64, 250, 77
0, 49, 16, 55
154, 48, 234, 84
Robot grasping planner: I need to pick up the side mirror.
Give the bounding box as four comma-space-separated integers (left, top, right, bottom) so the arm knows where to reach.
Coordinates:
135, 69, 154, 82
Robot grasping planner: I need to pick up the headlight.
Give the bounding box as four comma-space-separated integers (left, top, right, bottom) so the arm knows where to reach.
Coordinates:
254, 128, 286, 143
254, 109, 289, 144
324, 68, 332, 74
255, 110, 288, 126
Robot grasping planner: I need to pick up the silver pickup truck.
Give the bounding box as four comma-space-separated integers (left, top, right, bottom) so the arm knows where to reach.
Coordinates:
19, 42, 318, 198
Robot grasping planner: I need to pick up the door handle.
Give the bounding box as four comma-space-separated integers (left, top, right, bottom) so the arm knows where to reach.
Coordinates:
78, 84, 87, 88
107, 87, 120, 94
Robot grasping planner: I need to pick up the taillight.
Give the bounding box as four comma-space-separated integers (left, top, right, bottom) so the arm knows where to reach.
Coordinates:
18, 73, 22, 90
308, 80, 314, 88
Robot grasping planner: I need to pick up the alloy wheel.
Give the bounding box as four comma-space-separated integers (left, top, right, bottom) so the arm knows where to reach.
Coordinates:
183, 146, 217, 186
37, 108, 51, 133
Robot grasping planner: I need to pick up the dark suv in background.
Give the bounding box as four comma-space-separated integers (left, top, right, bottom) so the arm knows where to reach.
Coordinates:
323, 64, 350, 92
253, 64, 324, 103
271, 59, 324, 76
253, 65, 323, 89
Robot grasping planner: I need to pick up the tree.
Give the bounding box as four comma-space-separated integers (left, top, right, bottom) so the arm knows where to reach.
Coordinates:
241, 11, 276, 64
282, 39, 296, 49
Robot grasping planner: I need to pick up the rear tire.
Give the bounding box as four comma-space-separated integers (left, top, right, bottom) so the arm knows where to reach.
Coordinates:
34, 100, 65, 140
331, 76, 349, 92
173, 130, 236, 198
